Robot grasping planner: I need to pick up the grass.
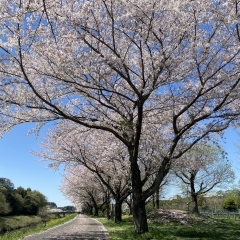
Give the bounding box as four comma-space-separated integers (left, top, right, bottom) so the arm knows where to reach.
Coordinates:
0, 213, 77, 240
95, 215, 240, 240
0, 216, 42, 232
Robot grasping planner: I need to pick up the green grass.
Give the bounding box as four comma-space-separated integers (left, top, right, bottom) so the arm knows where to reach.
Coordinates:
0, 216, 43, 232
95, 215, 240, 240
0, 213, 77, 240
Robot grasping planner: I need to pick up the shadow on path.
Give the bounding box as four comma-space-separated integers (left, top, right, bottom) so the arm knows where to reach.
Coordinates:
41, 231, 108, 240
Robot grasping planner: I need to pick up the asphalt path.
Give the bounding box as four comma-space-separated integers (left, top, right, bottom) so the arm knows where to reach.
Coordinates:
21, 214, 110, 240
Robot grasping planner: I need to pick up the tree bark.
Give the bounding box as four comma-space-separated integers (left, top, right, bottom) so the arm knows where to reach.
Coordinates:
93, 204, 99, 216
132, 196, 148, 233
190, 171, 199, 214
88, 205, 93, 215
131, 159, 148, 233
114, 200, 122, 223
91, 196, 99, 216
152, 193, 156, 209
191, 193, 199, 214
156, 187, 160, 209
125, 194, 133, 215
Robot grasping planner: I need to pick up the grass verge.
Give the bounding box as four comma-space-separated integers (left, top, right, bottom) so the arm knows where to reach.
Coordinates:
95, 215, 240, 240
0, 216, 42, 233
0, 213, 77, 240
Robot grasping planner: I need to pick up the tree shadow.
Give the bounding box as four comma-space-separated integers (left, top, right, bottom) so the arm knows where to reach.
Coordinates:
42, 231, 109, 240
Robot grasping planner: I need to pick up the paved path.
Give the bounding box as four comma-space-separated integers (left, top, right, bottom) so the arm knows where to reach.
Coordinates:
21, 214, 110, 240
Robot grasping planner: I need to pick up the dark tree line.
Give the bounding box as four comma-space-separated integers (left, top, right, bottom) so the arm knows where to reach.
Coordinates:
0, 178, 47, 216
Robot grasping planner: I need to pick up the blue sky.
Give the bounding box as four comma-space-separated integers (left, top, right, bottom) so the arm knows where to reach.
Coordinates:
0, 123, 72, 207
0, 123, 240, 207
222, 127, 240, 181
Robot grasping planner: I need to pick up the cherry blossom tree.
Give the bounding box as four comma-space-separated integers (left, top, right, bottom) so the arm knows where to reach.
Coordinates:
61, 166, 107, 216
37, 126, 132, 222
1, 0, 240, 233
174, 144, 235, 214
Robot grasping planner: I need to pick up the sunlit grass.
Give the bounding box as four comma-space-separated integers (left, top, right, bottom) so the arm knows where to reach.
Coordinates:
0, 216, 42, 232
95, 215, 240, 240
0, 213, 77, 240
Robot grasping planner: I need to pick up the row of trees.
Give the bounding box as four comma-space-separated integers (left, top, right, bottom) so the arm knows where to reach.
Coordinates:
1, 0, 240, 234
59, 143, 235, 219
0, 178, 47, 216
152, 188, 240, 212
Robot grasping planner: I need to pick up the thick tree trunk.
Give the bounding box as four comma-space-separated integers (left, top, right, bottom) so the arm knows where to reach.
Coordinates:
106, 203, 111, 220
93, 206, 99, 216
190, 172, 199, 214
91, 196, 99, 216
132, 196, 148, 233
88, 205, 93, 215
131, 159, 148, 233
191, 194, 199, 214
114, 200, 122, 223
129, 102, 148, 233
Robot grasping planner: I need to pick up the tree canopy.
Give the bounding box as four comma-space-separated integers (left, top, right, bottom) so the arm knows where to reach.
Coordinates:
0, 0, 240, 233
0, 179, 48, 216
174, 144, 235, 213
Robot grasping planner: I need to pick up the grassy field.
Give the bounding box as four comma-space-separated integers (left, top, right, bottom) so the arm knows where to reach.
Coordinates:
0, 215, 42, 233
95, 215, 240, 240
0, 213, 77, 240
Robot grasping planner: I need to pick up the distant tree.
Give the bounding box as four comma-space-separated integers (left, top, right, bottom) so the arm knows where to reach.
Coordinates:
47, 202, 57, 208
23, 193, 39, 215
61, 167, 108, 217
23, 191, 47, 215
0, 178, 14, 190
0, 192, 11, 215
7, 192, 24, 215
1, 0, 240, 233
174, 144, 235, 214
62, 206, 76, 212
223, 198, 237, 211
16, 187, 28, 198
223, 189, 240, 209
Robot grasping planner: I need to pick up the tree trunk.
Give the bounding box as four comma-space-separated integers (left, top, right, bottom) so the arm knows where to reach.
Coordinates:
126, 195, 133, 215
190, 172, 199, 214
191, 194, 199, 214
129, 102, 148, 234
152, 193, 156, 209
131, 160, 148, 233
114, 200, 122, 223
156, 187, 160, 209
91, 196, 99, 216
132, 196, 148, 233
93, 205, 99, 216
88, 205, 93, 215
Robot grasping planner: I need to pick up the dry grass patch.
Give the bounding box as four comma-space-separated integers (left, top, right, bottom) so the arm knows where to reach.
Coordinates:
148, 209, 215, 224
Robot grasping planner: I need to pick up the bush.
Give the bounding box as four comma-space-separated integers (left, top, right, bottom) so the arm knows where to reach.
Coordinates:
222, 198, 237, 211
